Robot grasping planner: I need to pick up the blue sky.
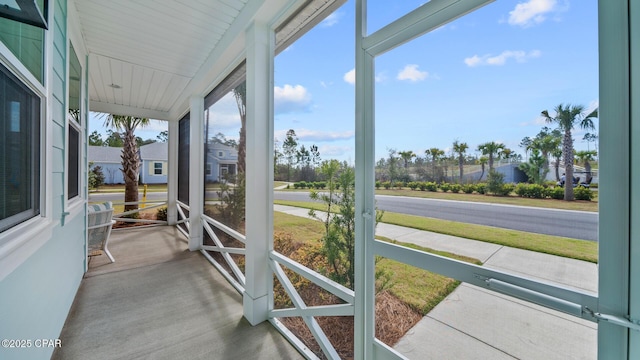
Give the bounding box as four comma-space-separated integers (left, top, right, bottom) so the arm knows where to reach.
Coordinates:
91, 0, 599, 163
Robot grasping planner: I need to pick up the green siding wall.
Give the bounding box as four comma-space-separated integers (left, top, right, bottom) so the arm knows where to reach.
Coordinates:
0, 0, 87, 359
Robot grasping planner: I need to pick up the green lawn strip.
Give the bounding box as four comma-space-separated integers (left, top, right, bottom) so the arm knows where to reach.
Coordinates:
273, 181, 290, 188
374, 189, 598, 212
375, 237, 481, 315
273, 211, 479, 316
274, 200, 598, 263
274, 211, 325, 242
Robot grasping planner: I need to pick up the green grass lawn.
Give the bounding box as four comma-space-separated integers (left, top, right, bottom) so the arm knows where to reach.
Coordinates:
273, 212, 480, 315
275, 200, 598, 263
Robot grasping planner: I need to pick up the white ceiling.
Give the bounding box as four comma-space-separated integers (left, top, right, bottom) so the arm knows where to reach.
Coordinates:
72, 0, 344, 121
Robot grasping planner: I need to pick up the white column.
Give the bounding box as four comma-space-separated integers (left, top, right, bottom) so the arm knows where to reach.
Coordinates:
354, 0, 376, 357
243, 20, 274, 326
188, 96, 205, 251
167, 120, 178, 225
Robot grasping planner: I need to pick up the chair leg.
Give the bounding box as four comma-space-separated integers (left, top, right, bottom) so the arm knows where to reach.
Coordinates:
104, 245, 115, 263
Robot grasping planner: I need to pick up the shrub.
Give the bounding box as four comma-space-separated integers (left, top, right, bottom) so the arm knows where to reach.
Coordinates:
497, 183, 515, 196
156, 207, 168, 221
314, 181, 326, 189
394, 181, 405, 189
425, 182, 438, 192
487, 170, 505, 195
574, 187, 594, 201
549, 187, 564, 199
382, 181, 392, 190
418, 182, 427, 191
450, 184, 462, 194
407, 181, 419, 190
476, 183, 487, 194
462, 184, 476, 194
515, 183, 546, 198
439, 183, 451, 192
375, 181, 381, 189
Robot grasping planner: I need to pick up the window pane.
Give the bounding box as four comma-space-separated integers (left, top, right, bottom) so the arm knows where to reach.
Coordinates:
0, 0, 45, 83
177, 115, 190, 205
68, 43, 81, 125
67, 126, 79, 199
0, 62, 40, 232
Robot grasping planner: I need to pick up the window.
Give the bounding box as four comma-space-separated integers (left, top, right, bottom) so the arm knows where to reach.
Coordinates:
177, 115, 190, 205
205, 163, 212, 176
218, 151, 224, 157
67, 43, 81, 200
0, 62, 41, 233
154, 162, 163, 175
0, 0, 45, 82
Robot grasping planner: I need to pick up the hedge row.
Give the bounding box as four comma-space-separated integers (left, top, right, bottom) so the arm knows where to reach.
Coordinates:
374, 181, 594, 201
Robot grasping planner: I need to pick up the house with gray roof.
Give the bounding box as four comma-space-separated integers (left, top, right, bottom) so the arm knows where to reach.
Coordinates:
139, 142, 169, 184
88, 146, 125, 184
90, 142, 238, 185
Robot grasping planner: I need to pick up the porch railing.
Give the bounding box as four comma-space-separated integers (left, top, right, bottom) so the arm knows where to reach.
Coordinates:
191, 210, 354, 359
97, 200, 169, 228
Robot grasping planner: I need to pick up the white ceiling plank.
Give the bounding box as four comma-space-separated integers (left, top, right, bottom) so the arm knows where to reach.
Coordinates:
79, 0, 337, 119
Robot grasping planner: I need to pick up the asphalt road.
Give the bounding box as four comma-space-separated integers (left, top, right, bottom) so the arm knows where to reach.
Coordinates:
273, 192, 598, 241
89, 191, 598, 241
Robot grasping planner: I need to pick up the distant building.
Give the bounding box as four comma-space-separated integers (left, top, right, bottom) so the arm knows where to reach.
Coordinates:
89, 142, 238, 184
88, 146, 125, 184
139, 142, 168, 184
205, 142, 239, 182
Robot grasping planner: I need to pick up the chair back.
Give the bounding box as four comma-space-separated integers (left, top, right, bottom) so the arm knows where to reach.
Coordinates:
88, 202, 114, 251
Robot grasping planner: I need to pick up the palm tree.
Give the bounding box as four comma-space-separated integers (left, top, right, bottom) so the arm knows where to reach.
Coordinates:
103, 115, 150, 212
452, 140, 468, 182
542, 104, 598, 200
477, 141, 505, 171
575, 150, 598, 183
398, 150, 416, 169
477, 156, 488, 181
531, 134, 560, 181
425, 147, 444, 181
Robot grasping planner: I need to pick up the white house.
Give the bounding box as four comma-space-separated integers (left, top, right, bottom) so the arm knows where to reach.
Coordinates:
1, 1, 639, 360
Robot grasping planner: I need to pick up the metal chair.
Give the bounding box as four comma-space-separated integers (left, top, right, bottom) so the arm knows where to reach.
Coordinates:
87, 201, 115, 263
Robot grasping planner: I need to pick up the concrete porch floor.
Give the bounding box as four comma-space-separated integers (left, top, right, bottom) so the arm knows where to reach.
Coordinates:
53, 226, 303, 360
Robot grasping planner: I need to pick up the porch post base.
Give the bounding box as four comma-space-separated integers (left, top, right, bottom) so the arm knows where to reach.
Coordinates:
243, 292, 268, 326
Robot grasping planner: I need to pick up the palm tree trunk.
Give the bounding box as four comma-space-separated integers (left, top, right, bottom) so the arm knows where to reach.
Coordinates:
458, 157, 464, 182
563, 130, 574, 201
121, 128, 140, 212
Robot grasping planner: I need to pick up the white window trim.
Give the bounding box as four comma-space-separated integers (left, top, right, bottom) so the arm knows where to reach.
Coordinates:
218, 151, 224, 157
205, 162, 212, 176
64, 40, 85, 214
153, 161, 164, 175
0, 45, 51, 281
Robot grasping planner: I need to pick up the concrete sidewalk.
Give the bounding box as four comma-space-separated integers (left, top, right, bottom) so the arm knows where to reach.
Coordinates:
275, 204, 598, 359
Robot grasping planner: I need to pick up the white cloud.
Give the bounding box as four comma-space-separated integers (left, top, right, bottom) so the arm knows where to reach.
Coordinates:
321, 12, 341, 27
397, 64, 428, 82
464, 50, 541, 67
508, 0, 557, 27
274, 84, 311, 114
344, 68, 387, 84
344, 69, 355, 85
275, 128, 354, 142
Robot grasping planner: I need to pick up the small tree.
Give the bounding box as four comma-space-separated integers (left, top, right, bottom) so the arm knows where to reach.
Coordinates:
282, 129, 298, 182
518, 149, 545, 184
310, 162, 382, 289
88, 163, 105, 190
